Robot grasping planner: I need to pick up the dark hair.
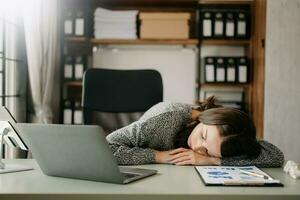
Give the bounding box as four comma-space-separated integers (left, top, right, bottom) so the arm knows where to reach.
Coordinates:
174, 96, 220, 148
175, 96, 261, 158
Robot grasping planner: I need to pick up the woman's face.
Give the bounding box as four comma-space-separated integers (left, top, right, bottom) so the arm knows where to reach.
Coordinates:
187, 123, 223, 158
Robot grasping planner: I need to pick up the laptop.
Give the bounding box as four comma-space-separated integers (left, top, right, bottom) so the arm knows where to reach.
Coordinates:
15, 123, 157, 184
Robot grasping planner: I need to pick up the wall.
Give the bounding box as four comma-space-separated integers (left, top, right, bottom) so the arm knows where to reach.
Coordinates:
264, 0, 300, 161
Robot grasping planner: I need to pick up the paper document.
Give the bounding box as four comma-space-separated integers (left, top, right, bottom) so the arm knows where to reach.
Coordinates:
195, 166, 283, 186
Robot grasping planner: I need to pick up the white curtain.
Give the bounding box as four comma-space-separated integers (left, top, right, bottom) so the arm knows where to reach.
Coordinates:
23, 0, 58, 123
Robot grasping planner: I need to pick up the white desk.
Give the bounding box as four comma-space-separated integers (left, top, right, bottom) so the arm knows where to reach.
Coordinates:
0, 159, 300, 200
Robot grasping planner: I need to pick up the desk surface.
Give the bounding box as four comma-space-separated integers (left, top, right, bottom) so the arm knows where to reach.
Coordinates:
0, 159, 300, 200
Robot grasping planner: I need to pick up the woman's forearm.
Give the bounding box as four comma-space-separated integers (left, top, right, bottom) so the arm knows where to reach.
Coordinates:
155, 149, 221, 165
109, 144, 156, 165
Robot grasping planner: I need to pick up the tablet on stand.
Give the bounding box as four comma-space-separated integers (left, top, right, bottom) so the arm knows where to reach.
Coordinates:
0, 121, 33, 174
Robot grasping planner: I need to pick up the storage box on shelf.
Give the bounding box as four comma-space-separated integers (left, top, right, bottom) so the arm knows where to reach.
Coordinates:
139, 12, 191, 39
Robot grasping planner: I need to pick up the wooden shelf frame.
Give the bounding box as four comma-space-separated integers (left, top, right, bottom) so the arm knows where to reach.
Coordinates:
65, 37, 199, 45
93, 0, 199, 8
66, 37, 251, 46
200, 39, 250, 46
198, 83, 249, 89
198, 0, 253, 5
65, 81, 83, 87
65, 37, 89, 43
91, 39, 199, 45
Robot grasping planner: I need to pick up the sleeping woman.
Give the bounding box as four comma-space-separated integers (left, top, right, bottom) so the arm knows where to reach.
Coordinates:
106, 96, 284, 167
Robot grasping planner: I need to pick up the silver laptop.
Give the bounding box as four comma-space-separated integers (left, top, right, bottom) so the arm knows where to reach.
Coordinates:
15, 123, 157, 184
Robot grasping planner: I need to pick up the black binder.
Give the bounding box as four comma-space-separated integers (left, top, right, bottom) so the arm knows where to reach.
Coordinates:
226, 57, 237, 83
236, 57, 249, 83
64, 56, 74, 80
225, 12, 235, 38
213, 12, 225, 38
200, 11, 213, 38
64, 10, 74, 36
215, 57, 226, 82
204, 57, 215, 83
74, 10, 85, 36
236, 10, 250, 39
74, 56, 85, 80
63, 100, 73, 124
73, 101, 83, 124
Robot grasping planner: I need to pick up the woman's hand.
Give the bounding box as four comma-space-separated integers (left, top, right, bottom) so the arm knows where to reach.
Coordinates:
169, 148, 220, 165
154, 149, 176, 164
155, 148, 220, 166
169, 148, 220, 166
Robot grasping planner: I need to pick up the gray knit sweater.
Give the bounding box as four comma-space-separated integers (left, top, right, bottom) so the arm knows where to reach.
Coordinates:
106, 102, 284, 167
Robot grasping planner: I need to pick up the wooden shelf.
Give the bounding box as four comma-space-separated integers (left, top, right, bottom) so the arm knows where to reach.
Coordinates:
93, 0, 199, 8
197, 83, 249, 89
200, 39, 250, 46
198, 0, 253, 5
65, 37, 199, 45
65, 81, 83, 87
65, 81, 82, 101
65, 38, 250, 47
91, 39, 199, 45
65, 37, 89, 43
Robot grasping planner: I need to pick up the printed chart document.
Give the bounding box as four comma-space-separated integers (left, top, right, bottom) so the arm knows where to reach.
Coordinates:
195, 166, 283, 186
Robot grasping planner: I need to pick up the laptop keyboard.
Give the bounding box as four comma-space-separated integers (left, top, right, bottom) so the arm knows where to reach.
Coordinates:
122, 172, 140, 179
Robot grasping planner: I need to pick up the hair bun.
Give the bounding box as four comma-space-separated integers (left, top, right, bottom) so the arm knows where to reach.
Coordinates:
198, 96, 221, 111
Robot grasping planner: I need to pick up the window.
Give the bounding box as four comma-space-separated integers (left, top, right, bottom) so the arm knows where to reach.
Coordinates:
0, 5, 27, 122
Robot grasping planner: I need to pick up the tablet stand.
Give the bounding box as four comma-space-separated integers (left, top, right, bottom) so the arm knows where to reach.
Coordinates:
0, 128, 9, 169
0, 122, 33, 174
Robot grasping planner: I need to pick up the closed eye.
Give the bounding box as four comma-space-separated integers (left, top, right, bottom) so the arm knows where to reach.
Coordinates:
201, 128, 207, 140
201, 130, 206, 140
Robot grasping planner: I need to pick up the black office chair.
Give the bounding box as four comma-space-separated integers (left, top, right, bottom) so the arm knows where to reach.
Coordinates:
82, 68, 163, 134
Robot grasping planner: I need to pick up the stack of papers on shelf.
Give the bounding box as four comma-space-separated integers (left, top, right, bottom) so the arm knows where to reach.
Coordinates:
94, 8, 138, 39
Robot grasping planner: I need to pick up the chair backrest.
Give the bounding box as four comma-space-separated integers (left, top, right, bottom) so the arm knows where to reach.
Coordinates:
82, 68, 163, 129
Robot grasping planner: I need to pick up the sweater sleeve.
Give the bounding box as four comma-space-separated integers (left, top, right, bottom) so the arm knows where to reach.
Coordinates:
106, 102, 192, 165
106, 121, 156, 165
220, 140, 284, 167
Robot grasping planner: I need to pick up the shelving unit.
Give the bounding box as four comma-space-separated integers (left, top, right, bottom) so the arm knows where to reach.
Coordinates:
59, 0, 266, 137
196, 2, 252, 113
198, 0, 253, 5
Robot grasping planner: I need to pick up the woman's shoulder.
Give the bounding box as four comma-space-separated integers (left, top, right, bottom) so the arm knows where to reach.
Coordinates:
258, 140, 283, 151
257, 139, 279, 148
257, 139, 285, 162
140, 102, 193, 121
